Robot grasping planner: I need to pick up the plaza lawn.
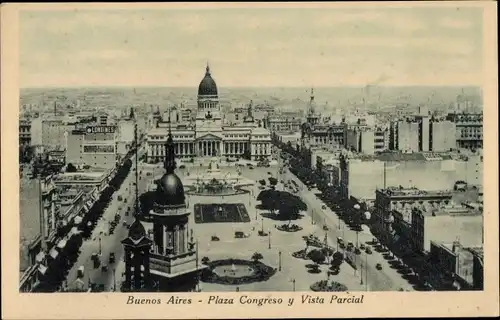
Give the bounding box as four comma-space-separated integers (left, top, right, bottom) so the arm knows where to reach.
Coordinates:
194, 203, 251, 224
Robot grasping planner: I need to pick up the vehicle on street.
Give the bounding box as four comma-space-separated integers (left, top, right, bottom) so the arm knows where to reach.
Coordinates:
360, 243, 366, 250
109, 252, 116, 264
321, 205, 326, 210
92, 253, 100, 268
249, 166, 254, 170
179, 165, 186, 169
102, 264, 108, 272
376, 263, 383, 270
337, 237, 344, 244
77, 266, 84, 278
365, 246, 372, 254
454, 180, 467, 191
354, 247, 361, 254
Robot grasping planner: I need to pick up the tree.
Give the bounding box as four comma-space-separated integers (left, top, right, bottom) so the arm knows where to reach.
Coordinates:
66, 163, 78, 172
307, 249, 326, 266
278, 202, 300, 225
321, 247, 334, 263
251, 252, 263, 263
330, 252, 344, 271
268, 177, 278, 188
257, 189, 307, 216
329, 281, 348, 292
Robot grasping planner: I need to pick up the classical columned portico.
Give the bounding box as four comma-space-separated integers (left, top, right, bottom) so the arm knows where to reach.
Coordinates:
196, 140, 221, 157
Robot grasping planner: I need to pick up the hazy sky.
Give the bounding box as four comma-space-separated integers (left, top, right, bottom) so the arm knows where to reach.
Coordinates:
19, 6, 484, 88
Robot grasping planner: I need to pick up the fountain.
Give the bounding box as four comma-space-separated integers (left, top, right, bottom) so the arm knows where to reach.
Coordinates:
186, 160, 251, 196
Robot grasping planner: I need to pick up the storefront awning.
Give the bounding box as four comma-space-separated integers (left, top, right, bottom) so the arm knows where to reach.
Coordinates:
69, 227, 81, 237
49, 248, 59, 259
35, 252, 45, 263
57, 239, 67, 249
38, 264, 48, 275
74, 216, 83, 225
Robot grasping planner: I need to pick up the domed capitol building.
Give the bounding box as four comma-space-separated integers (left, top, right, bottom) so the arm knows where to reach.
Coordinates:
145, 64, 272, 163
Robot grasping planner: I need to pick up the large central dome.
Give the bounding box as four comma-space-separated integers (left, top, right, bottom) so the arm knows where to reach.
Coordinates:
198, 64, 218, 96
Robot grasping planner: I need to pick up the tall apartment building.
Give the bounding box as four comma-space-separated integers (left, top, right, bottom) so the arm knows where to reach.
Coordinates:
430, 120, 457, 152
390, 116, 457, 153
66, 125, 117, 169
42, 118, 72, 150
345, 127, 388, 155
446, 113, 483, 150
19, 119, 32, 145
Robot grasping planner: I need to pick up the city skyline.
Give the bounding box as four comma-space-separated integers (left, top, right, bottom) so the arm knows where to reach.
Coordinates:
20, 6, 483, 88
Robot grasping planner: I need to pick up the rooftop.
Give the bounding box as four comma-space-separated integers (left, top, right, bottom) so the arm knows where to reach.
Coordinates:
53, 170, 109, 182
380, 187, 453, 198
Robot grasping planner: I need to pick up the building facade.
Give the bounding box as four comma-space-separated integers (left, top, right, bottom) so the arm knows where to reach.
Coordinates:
65, 125, 117, 169
20, 119, 32, 145
411, 206, 483, 253
265, 115, 302, 133
145, 65, 272, 162
374, 187, 453, 238
446, 113, 483, 150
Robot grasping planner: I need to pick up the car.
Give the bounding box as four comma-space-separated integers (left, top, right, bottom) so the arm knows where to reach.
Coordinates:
365, 246, 372, 254
360, 244, 366, 250
354, 247, 361, 254
376, 263, 382, 270
321, 205, 327, 209
249, 166, 254, 170
102, 264, 108, 272
179, 165, 186, 169
109, 253, 116, 264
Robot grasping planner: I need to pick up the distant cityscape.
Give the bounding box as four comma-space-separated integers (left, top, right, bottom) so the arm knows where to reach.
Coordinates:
19, 64, 483, 293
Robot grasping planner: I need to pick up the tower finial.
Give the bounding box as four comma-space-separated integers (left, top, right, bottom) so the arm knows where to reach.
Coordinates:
164, 106, 176, 174
206, 61, 210, 75
311, 88, 315, 101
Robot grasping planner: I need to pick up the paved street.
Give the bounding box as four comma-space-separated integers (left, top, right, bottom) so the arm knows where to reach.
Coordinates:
66, 148, 145, 291
280, 157, 413, 291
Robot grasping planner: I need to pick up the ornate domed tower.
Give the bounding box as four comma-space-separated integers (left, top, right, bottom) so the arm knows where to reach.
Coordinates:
146, 121, 206, 291
121, 219, 153, 291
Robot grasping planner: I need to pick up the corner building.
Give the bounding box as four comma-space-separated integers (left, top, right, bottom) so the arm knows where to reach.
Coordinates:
145, 64, 272, 162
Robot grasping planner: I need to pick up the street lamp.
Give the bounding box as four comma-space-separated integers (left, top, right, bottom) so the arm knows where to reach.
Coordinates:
113, 268, 116, 292
99, 237, 102, 255
278, 251, 282, 271
261, 218, 264, 233
268, 230, 271, 249
291, 278, 296, 292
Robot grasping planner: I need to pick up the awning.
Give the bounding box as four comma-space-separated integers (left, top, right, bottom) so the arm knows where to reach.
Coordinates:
70, 227, 81, 237
35, 252, 45, 263
49, 248, 59, 259
57, 239, 67, 249
38, 264, 48, 275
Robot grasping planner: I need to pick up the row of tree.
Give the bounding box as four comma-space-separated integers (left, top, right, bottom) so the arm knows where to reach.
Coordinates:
80, 159, 133, 238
